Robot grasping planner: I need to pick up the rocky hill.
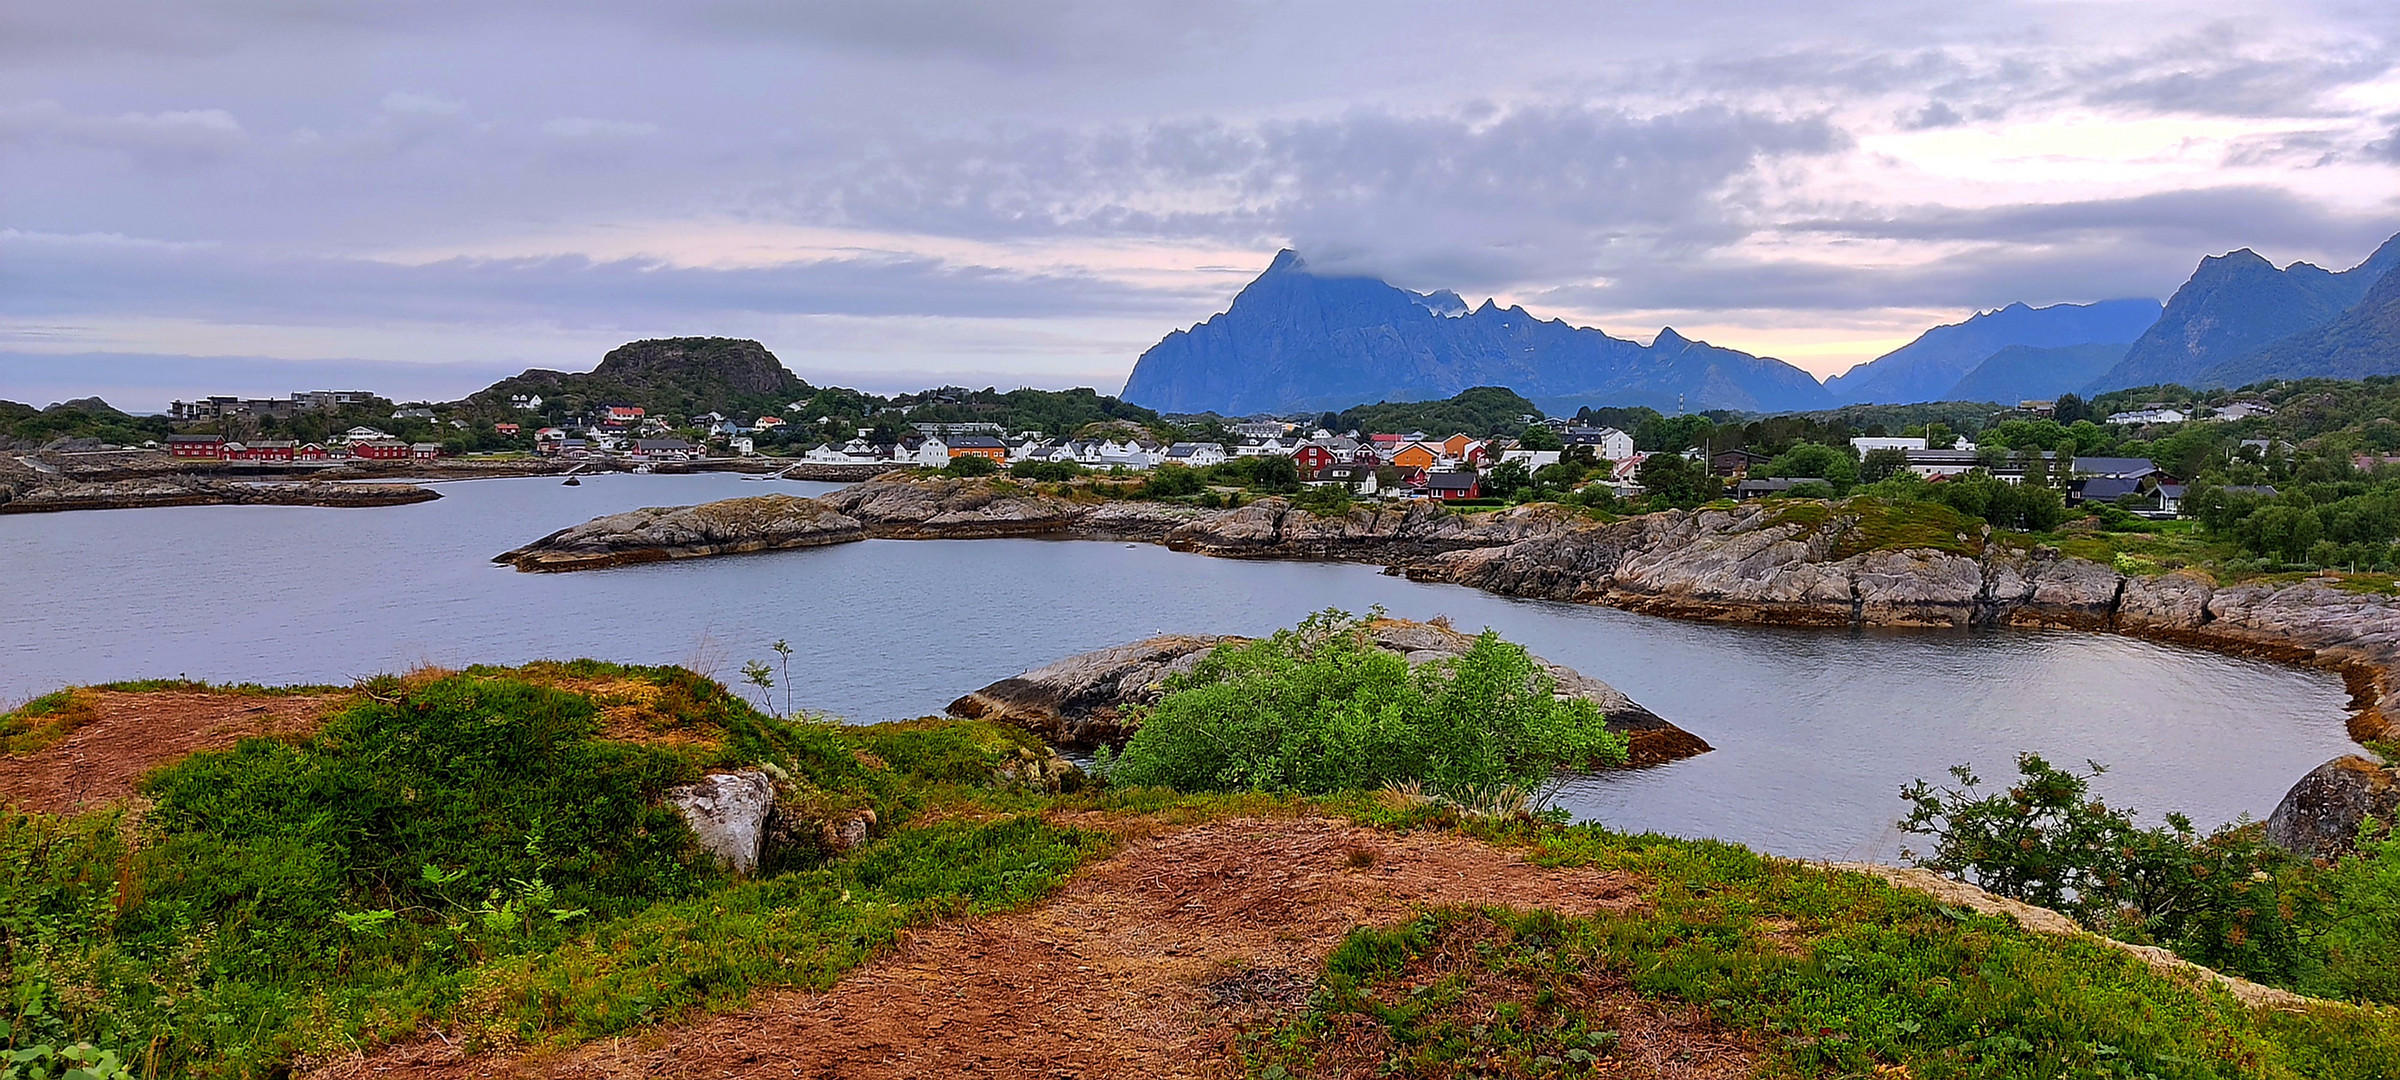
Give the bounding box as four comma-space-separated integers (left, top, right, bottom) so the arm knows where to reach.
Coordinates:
462, 337, 814, 420
1119, 251, 1832, 415
2090, 233, 2400, 392
2197, 257, 2400, 387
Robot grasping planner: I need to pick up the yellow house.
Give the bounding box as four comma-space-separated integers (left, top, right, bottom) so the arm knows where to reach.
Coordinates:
1390, 442, 1440, 470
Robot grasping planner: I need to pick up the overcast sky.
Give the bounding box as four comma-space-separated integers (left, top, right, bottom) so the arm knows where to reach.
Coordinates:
5, 0, 2398, 411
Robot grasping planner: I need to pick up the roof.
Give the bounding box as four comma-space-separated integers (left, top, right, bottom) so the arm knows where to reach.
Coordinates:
2079, 476, 2144, 501
2075, 456, 2162, 478
945, 435, 1008, 449
634, 439, 695, 450
167, 434, 223, 443
1425, 471, 1478, 490
2219, 485, 2280, 497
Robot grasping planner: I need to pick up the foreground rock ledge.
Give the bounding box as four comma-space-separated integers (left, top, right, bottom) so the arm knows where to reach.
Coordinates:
946, 618, 1710, 768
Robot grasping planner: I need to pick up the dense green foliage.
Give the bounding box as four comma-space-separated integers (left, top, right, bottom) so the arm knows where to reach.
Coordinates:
1903, 753, 2400, 1003
0, 668, 1107, 1078
1329, 387, 1543, 438
1103, 611, 1627, 801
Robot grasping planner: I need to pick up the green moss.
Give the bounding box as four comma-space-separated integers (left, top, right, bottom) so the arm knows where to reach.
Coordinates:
0, 689, 99, 754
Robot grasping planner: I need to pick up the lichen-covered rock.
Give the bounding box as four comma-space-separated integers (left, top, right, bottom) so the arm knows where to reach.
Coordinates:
2266, 756, 2400, 859
819, 476, 1081, 537
948, 618, 1709, 766
492, 493, 864, 571
664, 771, 778, 876
946, 634, 1233, 748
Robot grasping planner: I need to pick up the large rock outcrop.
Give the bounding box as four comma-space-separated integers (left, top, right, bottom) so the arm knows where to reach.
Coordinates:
493, 493, 866, 571
2266, 756, 2400, 859
947, 619, 1708, 767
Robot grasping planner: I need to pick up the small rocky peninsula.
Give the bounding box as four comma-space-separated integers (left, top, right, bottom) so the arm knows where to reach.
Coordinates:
945, 618, 1710, 767
0, 472, 438, 514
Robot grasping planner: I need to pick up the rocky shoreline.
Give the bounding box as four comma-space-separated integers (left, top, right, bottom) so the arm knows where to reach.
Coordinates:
0, 476, 439, 514
494, 476, 2400, 749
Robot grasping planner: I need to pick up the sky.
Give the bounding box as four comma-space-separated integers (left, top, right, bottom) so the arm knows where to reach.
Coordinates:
4, 0, 2399, 412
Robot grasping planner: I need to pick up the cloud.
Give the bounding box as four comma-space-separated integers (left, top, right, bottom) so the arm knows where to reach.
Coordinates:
543, 117, 659, 138
1900, 101, 1963, 130
0, 99, 245, 165
0, 229, 1187, 327
380, 91, 465, 116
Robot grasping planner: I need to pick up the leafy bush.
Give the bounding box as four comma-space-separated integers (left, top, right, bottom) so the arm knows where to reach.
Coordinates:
1007, 459, 1087, 482
1902, 754, 2324, 988
2318, 820, 2400, 1002
942, 454, 998, 477
1102, 610, 1626, 802
1143, 463, 1203, 497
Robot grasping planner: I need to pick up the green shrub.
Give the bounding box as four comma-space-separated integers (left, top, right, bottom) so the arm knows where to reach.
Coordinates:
1007, 459, 1087, 482
1102, 610, 1626, 802
1902, 754, 2325, 988
942, 454, 998, 477
2318, 820, 2400, 1002
1144, 463, 1203, 497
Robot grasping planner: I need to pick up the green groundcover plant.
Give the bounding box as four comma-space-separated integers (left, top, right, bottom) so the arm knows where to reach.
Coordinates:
1101, 609, 1628, 802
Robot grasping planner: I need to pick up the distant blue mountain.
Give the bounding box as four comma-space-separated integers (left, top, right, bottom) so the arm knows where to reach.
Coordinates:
1944, 343, 2132, 405
2089, 233, 2400, 392
1822, 300, 2160, 406
1119, 251, 1832, 415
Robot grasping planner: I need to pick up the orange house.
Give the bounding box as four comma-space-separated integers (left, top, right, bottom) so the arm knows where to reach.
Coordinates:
1389, 442, 1441, 470
944, 435, 1010, 462
1441, 433, 1477, 458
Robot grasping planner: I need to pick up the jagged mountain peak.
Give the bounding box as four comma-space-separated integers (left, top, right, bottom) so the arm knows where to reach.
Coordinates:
1118, 252, 1831, 415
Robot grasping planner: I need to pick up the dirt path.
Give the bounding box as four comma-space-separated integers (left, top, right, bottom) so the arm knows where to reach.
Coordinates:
0, 690, 342, 813
317, 815, 1734, 1080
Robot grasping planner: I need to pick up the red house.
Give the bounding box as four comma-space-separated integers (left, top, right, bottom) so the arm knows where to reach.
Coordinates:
168, 435, 225, 459
295, 443, 329, 461
1425, 471, 1481, 501
1292, 444, 1337, 471
494, 423, 520, 436
353, 439, 411, 460
410, 442, 443, 460
601, 406, 645, 430
228, 440, 295, 462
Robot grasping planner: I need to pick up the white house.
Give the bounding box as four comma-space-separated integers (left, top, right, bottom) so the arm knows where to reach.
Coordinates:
912, 435, 951, 466
1500, 449, 1563, 470
1162, 442, 1228, 467
2109, 407, 2189, 425
1232, 437, 1293, 457
1851, 437, 1928, 454
1563, 427, 1636, 461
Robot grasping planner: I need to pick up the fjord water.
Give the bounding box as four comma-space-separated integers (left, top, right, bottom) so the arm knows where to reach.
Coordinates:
1, 473, 2355, 861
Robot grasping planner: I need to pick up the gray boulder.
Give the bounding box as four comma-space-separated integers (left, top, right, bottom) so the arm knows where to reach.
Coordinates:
664, 771, 778, 876
2266, 755, 2400, 859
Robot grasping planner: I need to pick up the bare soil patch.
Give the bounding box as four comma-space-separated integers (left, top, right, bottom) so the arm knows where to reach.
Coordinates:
0, 690, 343, 813
315, 816, 1657, 1080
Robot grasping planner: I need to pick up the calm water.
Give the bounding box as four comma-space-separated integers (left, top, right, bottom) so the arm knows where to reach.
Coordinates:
1, 473, 2356, 861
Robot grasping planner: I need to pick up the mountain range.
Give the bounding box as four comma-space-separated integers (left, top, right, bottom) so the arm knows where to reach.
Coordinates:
1119, 251, 1833, 415
1122, 230, 2400, 415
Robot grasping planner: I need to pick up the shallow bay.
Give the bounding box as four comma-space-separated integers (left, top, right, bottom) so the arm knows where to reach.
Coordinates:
0, 472, 2354, 860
